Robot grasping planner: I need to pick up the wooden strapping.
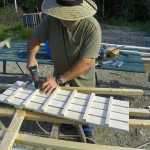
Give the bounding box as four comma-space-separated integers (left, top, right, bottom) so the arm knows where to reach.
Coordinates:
0, 110, 26, 150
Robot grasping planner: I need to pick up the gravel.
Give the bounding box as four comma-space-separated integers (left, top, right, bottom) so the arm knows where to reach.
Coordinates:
0, 24, 150, 149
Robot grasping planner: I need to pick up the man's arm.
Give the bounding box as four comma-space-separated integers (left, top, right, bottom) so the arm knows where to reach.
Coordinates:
27, 36, 40, 70
41, 58, 94, 95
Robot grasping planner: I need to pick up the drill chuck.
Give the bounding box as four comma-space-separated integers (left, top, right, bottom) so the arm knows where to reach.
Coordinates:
30, 66, 39, 89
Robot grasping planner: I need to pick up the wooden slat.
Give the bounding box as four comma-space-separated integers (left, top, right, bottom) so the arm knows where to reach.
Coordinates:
129, 119, 150, 129
41, 87, 60, 112
83, 93, 95, 121
129, 108, 150, 117
101, 42, 150, 50
0, 108, 83, 125
0, 120, 6, 130
0, 83, 144, 95
0, 110, 26, 150
0, 130, 146, 150
105, 97, 113, 126
60, 86, 144, 96
50, 123, 60, 139
61, 90, 77, 116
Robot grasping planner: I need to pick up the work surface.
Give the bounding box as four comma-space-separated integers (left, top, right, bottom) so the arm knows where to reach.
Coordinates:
0, 43, 146, 73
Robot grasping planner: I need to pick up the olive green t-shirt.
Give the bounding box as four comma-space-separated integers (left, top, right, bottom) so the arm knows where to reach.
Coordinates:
34, 15, 101, 87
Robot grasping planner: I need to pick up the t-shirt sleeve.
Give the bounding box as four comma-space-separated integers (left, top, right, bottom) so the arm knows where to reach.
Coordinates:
80, 24, 101, 59
33, 16, 50, 43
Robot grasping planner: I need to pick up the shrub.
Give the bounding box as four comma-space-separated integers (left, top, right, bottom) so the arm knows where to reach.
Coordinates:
19, 28, 33, 40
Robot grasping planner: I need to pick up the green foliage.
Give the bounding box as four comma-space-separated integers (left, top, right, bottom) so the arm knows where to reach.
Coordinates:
95, 0, 150, 22
0, 31, 5, 41
0, 23, 32, 41
105, 18, 150, 32
21, 0, 43, 13
0, 5, 24, 25
19, 28, 33, 40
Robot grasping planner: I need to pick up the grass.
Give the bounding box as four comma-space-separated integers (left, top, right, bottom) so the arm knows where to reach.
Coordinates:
103, 17, 150, 32
19, 28, 33, 40
0, 24, 33, 42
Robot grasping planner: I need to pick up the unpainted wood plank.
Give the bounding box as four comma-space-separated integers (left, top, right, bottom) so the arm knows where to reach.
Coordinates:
75, 125, 87, 143
6, 81, 30, 103
0, 120, 6, 130
41, 87, 60, 112
50, 123, 60, 139
22, 89, 39, 107
60, 86, 144, 96
0, 108, 83, 125
0, 110, 26, 150
83, 93, 95, 121
129, 119, 150, 129
1, 131, 146, 150
129, 108, 150, 117
61, 90, 77, 116
101, 42, 150, 50
105, 97, 113, 126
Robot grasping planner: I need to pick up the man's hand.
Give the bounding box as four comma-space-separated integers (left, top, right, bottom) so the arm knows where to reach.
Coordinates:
27, 55, 39, 71
40, 77, 59, 95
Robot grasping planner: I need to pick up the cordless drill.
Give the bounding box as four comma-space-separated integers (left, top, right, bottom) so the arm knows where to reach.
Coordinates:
30, 66, 39, 89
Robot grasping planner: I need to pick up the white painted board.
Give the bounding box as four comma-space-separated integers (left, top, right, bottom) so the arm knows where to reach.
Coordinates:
0, 81, 129, 131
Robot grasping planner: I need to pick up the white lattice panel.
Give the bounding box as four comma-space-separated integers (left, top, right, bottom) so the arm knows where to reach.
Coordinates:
0, 81, 129, 131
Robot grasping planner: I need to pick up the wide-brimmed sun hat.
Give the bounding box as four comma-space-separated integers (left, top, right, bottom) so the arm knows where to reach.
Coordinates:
41, 0, 97, 21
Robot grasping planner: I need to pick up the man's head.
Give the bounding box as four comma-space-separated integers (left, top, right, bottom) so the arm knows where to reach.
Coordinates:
41, 0, 97, 21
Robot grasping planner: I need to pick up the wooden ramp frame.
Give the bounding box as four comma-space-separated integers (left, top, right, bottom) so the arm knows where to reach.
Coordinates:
0, 81, 129, 131
0, 108, 149, 150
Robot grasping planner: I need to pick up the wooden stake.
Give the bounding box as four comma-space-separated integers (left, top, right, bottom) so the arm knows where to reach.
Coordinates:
0, 110, 26, 150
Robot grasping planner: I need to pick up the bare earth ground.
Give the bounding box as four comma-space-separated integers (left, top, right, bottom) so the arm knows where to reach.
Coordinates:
0, 24, 150, 149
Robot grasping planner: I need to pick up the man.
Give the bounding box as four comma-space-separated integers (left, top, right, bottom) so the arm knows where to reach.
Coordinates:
27, 0, 101, 138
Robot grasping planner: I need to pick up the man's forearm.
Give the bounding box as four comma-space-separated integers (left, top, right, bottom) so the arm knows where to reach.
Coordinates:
61, 58, 95, 83
27, 36, 40, 58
